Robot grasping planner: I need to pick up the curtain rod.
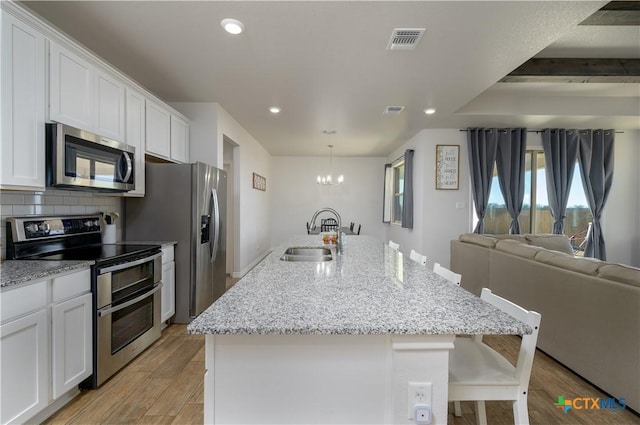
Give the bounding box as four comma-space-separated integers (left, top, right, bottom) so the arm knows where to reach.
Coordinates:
458, 129, 624, 134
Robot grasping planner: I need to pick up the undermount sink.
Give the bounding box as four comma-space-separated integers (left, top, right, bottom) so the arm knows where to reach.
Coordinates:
280, 247, 333, 262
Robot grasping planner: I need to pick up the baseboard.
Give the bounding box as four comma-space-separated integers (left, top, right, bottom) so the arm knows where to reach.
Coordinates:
231, 249, 272, 279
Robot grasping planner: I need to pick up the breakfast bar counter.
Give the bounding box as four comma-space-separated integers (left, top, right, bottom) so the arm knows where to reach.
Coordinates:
187, 235, 531, 424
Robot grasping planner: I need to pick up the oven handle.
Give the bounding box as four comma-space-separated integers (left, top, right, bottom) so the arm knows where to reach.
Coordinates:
97, 282, 163, 317
98, 252, 162, 274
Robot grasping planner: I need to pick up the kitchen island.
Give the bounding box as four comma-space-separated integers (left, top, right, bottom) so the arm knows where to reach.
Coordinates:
188, 235, 531, 424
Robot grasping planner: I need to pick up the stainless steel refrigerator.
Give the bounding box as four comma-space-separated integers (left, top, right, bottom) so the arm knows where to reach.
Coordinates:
125, 162, 227, 323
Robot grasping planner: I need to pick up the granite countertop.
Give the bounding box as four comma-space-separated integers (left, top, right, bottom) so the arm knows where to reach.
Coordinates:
1, 260, 94, 289
188, 235, 532, 336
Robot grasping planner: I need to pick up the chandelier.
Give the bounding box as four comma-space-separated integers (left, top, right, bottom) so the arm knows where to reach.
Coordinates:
317, 145, 344, 185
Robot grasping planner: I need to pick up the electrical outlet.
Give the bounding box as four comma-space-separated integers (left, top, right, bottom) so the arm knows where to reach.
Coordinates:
408, 382, 432, 419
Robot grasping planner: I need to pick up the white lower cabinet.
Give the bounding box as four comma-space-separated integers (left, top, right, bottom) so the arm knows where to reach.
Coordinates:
0, 268, 91, 424
51, 292, 92, 398
0, 309, 49, 425
161, 244, 176, 324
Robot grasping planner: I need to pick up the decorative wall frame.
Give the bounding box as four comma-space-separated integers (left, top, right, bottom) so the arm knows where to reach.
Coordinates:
252, 172, 266, 191
435, 145, 459, 190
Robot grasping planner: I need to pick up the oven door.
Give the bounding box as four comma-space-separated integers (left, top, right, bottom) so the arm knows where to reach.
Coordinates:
94, 253, 162, 387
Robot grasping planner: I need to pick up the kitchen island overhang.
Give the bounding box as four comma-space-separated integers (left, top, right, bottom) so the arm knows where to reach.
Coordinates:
188, 236, 532, 424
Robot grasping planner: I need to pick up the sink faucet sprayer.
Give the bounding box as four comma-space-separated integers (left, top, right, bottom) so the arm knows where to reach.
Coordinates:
309, 207, 343, 253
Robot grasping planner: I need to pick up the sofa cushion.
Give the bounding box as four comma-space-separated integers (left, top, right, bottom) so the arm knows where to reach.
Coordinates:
459, 233, 498, 248
524, 234, 575, 256
493, 234, 528, 244
598, 264, 640, 288
534, 249, 571, 264
539, 254, 603, 275
495, 239, 543, 259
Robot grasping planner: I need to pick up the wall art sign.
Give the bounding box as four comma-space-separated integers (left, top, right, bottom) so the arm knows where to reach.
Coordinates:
435, 145, 459, 190
252, 172, 266, 191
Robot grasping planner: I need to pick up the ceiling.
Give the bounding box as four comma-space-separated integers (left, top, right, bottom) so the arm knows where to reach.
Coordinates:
23, 1, 640, 157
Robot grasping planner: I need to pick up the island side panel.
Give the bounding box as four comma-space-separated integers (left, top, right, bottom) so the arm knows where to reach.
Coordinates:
204, 333, 455, 424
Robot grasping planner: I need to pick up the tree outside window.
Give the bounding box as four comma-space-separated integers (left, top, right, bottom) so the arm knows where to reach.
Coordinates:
480, 151, 592, 255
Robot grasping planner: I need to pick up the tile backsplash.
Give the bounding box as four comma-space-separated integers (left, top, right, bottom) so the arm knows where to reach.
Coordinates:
1, 189, 124, 260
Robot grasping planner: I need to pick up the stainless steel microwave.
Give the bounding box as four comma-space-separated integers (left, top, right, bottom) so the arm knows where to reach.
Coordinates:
46, 122, 135, 192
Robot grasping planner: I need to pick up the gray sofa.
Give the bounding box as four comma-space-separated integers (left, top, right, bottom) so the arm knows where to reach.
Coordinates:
451, 233, 640, 413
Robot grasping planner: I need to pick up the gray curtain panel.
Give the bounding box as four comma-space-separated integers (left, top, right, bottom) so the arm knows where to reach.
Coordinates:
467, 128, 498, 233
541, 129, 580, 234
382, 163, 392, 223
401, 149, 414, 229
577, 129, 615, 260
495, 129, 527, 234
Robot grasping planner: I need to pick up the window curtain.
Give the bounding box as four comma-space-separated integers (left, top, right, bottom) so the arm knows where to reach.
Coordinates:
467, 128, 499, 233
577, 129, 615, 260
495, 128, 527, 234
401, 149, 414, 229
382, 163, 392, 223
541, 129, 579, 235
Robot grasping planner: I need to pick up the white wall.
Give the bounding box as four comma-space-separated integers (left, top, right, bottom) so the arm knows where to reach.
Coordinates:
385, 129, 471, 268
270, 156, 387, 248
602, 130, 640, 266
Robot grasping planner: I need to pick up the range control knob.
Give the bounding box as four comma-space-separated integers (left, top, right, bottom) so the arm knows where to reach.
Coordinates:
25, 223, 39, 233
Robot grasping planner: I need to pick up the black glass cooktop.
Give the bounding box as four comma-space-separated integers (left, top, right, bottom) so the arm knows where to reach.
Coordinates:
33, 244, 160, 263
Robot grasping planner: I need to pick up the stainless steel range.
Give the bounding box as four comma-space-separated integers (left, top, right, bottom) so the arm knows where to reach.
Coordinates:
6, 215, 162, 388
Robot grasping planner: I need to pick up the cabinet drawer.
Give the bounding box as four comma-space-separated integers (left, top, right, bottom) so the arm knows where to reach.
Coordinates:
52, 269, 91, 303
1, 280, 47, 323
162, 245, 175, 264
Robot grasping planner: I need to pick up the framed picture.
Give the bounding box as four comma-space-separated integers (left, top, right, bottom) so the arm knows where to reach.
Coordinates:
435, 145, 459, 190
252, 172, 266, 191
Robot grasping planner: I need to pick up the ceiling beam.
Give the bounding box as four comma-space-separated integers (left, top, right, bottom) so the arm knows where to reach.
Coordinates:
580, 1, 640, 25
500, 58, 640, 83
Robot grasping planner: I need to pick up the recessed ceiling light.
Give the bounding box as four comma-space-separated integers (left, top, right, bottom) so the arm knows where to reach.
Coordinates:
424, 108, 436, 115
221, 18, 244, 35
269, 107, 281, 114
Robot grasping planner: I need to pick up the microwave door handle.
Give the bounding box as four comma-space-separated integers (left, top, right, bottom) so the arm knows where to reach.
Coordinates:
211, 188, 220, 263
121, 152, 133, 183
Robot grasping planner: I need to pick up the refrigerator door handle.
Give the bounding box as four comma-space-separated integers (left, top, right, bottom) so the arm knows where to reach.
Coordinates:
211, 188, 220, 262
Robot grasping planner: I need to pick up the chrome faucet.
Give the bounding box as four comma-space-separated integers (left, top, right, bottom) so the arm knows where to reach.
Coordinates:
309, 207, 343, 253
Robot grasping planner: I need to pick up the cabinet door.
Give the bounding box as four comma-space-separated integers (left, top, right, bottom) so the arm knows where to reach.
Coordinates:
51, 293, 92, 398
145, 99, 171, 159
0, 309, 49, 425
94, 69, 125, 141
49, 41, 93, 130
125, 88, 146, 196
0, 11, 45, 190
161, 261, 176, 323
170, 115, 189, 163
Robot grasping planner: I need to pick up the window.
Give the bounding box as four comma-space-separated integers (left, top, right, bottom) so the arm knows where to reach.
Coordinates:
479, 150, 592, 254
383, 158, 405, 224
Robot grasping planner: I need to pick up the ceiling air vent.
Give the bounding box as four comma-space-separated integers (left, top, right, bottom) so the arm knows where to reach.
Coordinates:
386, 28, 425, 50
384, 106, 405, 114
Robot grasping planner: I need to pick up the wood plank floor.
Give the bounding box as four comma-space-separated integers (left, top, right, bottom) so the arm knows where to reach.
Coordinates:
44, 325, 640, 425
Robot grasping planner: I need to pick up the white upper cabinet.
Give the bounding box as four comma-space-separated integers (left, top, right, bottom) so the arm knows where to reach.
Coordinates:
145, 99, 171, 159
125, 88, 146, 196
94, 69, 126, 141
170, 114, 190, 163
49, 41, 93, 131
49, 40, 126, 142
145, 100, 189, 163
0, 10, 46, 190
